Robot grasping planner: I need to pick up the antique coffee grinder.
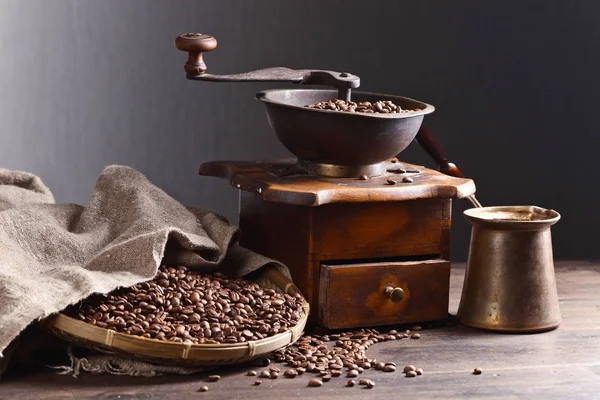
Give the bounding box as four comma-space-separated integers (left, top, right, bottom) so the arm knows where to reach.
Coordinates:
174, 33, 477, 329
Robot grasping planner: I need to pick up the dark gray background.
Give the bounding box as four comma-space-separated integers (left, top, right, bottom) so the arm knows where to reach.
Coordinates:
0, 0, 595, 261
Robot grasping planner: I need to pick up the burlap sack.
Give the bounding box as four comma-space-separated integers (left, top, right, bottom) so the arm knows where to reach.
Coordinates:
0, 165, 288, 377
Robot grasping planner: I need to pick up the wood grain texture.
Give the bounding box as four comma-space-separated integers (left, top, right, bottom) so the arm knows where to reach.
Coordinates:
1, 262, 600, 400
199, 158, 476, 206
313, 199, 448, 260
239, 193, 451, 328
319, 259, 450, 329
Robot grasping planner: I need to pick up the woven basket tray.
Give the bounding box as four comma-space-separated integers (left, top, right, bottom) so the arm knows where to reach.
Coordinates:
45, 266, 309, 368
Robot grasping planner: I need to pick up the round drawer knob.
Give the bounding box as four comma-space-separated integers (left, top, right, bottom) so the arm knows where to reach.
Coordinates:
384, 286, 404, 302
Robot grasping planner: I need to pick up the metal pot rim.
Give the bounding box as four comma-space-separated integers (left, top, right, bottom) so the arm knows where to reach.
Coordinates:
463, 205, 561, 230
255, 89, 435, 119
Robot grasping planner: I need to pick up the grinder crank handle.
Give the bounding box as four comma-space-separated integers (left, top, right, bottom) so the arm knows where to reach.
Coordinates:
414, 126, 482, 208
174, 33, 359, 101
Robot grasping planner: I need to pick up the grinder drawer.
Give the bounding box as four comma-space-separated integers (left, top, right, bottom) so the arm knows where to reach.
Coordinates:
318, 259, 450, 329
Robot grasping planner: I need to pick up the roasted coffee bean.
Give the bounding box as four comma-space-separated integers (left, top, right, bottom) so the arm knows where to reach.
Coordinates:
270, 371, 279, 379
473, 368, 482, 375
321, 374, 331, 382
383, 365, 396, 372
347, 379, 355, 387
308, 378, 323, 387
296, 367, 306, 375
374, 362, 385, 370
284, 369, 298, 378
411, 325, 423, 331
358, 378, 370, 386
247, 370, 257, 376
254, 380, 262, 385
416, 368, 423, 375
358, 174, 368, 180
360, 362, 371, 369
402, 177, 414, 183
386, 179, 397, 185
403, 365, 415, 373
411, 333, 421, 339
199, 386, 209, 392
259, 370, 271, 378
207, 375, 220, 382
406, 371, 417, 378
331, 370, 341, 377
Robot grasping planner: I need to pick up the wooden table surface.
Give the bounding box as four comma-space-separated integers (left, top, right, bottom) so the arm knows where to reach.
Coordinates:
2, 261, 599, 399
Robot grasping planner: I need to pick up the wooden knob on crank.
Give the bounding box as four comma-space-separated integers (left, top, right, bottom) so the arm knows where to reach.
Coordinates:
384, 286, 404, 302
174, 33, 217, 76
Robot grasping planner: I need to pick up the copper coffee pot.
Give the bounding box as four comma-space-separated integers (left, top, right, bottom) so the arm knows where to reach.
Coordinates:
415, 128, 562, 333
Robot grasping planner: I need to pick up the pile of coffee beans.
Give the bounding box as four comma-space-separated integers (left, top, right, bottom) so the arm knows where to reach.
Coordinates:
65, 265, 305, 345
195, 326, 427, 392
305, 99, 421, 114
270, 328, 422, 385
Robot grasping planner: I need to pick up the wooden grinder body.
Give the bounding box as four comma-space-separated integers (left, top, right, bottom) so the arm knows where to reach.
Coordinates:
199, 159, 475, 330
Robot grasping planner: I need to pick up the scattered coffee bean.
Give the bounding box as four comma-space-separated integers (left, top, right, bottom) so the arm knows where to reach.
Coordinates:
406, 371, 417, 378
254, 380, 262, 386
416, 368, 423, 375
402, 177, 414, 183
66, 265, 305, 345
473, 368, 482, 375
411, 333, 421, 339
308, 378, 323, 387
359, 379, 370, 385
207, 375, 220, 382
259, 370, 271, 378
284, 369, 298, 378
365, 380, 375, 388
267, 329, 426, 389
296, 367, 306, 375
199, 386, 209, 392
247, 370, 257, 376
347, 379, 355, 387
306, 99, 421, 115
388, 330, 398, 335
358, 174, 368, 180
386, 179, 397, 185
270, 371, 279, 379
404, 365, 416, 373
411, 325, 423, 331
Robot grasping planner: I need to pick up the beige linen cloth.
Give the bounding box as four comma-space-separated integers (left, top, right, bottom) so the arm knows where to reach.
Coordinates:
0, 165, 288, 377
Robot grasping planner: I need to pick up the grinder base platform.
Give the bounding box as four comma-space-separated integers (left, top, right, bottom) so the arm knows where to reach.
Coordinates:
199, 158, 476, 207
